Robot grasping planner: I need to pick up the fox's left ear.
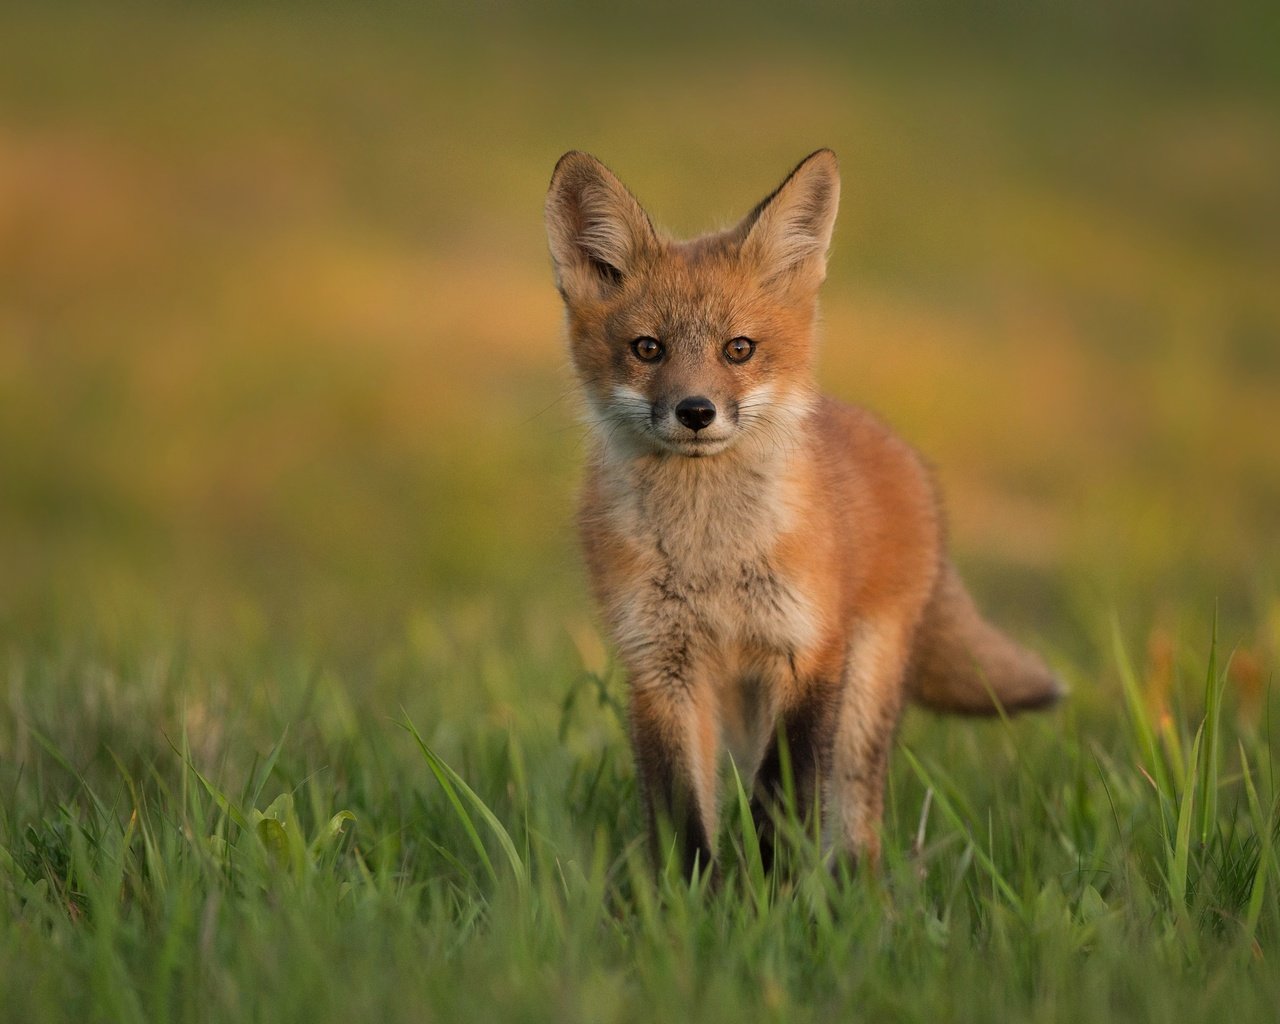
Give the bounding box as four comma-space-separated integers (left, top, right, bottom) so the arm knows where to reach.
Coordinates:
734, 149, 840, 287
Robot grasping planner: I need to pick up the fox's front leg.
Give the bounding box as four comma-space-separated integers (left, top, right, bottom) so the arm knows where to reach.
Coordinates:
749, 686, 838, 871
627, 663, 720, 880
826, 619, 912, 870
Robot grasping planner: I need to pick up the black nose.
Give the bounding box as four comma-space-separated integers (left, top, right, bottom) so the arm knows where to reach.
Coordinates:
674, 396, 717, 432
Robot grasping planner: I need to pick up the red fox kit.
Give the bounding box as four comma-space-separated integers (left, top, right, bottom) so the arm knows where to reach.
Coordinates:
545, 149, 1062, 875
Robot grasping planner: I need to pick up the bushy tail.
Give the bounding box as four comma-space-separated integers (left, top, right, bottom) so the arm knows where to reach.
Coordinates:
908, 561, 1064, 715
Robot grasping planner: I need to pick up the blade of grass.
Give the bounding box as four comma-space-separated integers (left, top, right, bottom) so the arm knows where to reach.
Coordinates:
900, 746, 1022, 915
729, 758, 766, 896
400, 714, 526, 891
28, 728, 110, 822
1197, 613, 1224, 846
1239, 740, 1273, 945
1168, 725, 1203, 915
246, 727, 290, 813
164, 734, 251, 833
105, 748, 166, 896
1112, 615, 1172, 802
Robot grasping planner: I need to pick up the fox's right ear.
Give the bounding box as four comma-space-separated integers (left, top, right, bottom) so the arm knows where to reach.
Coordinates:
545, 152, 658, 302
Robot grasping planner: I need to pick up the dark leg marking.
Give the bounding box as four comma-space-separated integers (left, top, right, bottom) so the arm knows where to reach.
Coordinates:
749, 689, 837, 873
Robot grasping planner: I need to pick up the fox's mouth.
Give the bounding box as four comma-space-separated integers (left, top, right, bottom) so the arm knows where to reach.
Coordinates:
657, 433, 733, 458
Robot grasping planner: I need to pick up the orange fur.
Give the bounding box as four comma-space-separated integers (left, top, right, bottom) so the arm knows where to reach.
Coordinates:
546, 149, 1062, 875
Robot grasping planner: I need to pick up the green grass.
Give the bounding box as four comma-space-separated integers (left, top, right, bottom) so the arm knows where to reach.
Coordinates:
2, 600, 1278, 1022
2, 2, 1279, 1020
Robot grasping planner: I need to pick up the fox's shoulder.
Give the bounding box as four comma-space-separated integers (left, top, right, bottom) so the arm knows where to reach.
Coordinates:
806, 391, 941, 538
810, 394, 931, 476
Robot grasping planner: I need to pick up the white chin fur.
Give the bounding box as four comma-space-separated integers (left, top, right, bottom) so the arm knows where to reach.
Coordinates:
654, 434, 734, 458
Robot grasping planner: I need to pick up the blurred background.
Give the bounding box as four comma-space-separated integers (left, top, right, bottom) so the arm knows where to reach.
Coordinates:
1, 2, 1277, 756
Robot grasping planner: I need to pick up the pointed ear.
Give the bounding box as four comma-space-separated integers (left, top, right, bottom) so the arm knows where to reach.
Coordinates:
545, 151, 658, 302
733, 149, 840, 286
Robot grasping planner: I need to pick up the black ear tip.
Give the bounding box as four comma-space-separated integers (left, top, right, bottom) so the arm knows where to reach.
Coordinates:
802, 148, 838, 171
553, 149, 590, 169
550, 150, 605, 188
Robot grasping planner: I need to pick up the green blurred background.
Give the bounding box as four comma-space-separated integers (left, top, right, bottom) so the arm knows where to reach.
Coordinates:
1, 2, 1277, 756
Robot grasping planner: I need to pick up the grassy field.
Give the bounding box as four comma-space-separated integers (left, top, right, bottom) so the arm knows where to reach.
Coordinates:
2, 4, 1278, 1021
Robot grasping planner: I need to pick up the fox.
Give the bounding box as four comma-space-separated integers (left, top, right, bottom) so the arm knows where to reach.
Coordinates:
544, 148, 1063, 877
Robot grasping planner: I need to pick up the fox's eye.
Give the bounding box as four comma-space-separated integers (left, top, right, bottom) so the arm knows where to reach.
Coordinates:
724, 337, 756, 364
631, 336, 663, 362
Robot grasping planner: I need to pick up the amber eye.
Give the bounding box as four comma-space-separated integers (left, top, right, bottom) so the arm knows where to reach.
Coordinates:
724, 336, 755, 363
632, 336, 663, 362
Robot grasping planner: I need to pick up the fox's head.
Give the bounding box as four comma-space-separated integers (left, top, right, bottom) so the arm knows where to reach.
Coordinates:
545, 150, 840, 459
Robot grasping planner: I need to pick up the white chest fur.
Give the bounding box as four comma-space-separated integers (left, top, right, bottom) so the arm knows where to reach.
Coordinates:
600, 449, 820, 659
